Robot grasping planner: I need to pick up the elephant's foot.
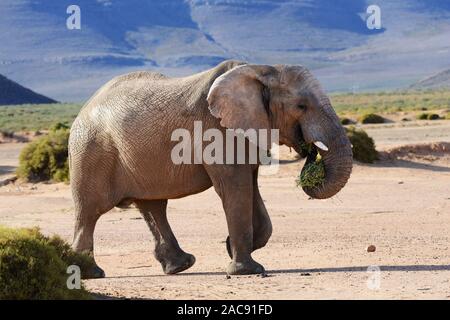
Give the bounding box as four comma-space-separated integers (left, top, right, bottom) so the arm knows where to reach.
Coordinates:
82, 264, 106, 279
158, 251, 196, 275
226, 236, 233, 259
225, 231, 271, 259
227, 259, 265, 275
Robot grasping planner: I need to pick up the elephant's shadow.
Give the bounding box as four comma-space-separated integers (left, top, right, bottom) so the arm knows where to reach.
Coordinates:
106, 264, 450, 279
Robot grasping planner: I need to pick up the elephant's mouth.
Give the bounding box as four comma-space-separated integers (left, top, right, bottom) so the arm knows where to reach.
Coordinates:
293, 124, 314, 158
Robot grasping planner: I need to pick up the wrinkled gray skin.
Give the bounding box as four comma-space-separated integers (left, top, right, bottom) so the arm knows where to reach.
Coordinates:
69, 60, 352, 278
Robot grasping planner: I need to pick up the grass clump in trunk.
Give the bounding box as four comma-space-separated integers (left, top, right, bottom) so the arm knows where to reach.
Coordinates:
296, 146, 325, 188
0, 226, 94, 299
17, 126, 70, 182
297, 157, 325, 188
346, 126, 378, 163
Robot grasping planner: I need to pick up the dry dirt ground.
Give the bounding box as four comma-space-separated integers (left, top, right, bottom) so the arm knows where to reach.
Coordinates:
1, 120, 450, 299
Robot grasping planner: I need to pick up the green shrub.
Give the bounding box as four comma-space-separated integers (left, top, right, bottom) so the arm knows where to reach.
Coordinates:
0, 226, 93, 299
1, 130, 14, 139
49, 122, 70, 132
346, 127, 378, 163
416, 113, 429, 120
416, 113, 441, 120
427, 113, 440, 120
340, 117, 352, 125
359, 113, 385, 124
17, 128, 70, 182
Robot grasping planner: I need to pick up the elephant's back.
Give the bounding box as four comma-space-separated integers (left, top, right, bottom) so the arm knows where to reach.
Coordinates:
70, 69, 203, 160
82, 70, 170, 110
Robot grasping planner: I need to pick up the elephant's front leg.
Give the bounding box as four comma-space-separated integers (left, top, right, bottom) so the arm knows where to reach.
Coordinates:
208, 166, 265, 275
226, 170, 272, 258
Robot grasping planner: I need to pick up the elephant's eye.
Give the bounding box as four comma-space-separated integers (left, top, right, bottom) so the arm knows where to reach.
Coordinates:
297, 104, 307, 111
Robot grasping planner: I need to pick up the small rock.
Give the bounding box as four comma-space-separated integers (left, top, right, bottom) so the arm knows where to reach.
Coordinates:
225, 275, 231, 280
398, 181, 404, 184
367, 245, 376, 252
300, 272, 311, 276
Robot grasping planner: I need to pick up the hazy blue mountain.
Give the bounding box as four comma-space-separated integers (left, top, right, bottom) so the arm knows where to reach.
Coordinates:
0, 0, 449, 102
410, 69, 450, 89
0, 74, 56, 105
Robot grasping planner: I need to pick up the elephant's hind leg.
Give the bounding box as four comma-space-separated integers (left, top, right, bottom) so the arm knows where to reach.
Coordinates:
72, 201, 109, 279
135, 199, 195, 274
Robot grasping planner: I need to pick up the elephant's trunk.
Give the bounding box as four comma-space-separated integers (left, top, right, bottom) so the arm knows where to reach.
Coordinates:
301, 124, 353, 200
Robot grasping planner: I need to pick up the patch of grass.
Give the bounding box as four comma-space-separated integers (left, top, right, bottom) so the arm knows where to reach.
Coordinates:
0, 103, 81, 131
359, 113, 385, 124
331, 90, 450, 117
346, 126, 378, 163
49, 122, 70, 131
0, 226, 93, 299
17, 127, 70, 182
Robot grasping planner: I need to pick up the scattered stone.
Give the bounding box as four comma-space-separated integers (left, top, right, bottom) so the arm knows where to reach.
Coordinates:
367, 245, 376, 252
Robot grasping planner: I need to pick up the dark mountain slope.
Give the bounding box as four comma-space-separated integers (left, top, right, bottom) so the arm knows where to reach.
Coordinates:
0, 74, 57, 105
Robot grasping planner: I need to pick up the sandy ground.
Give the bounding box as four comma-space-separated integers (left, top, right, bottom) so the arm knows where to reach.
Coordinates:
1, 120, 450, 299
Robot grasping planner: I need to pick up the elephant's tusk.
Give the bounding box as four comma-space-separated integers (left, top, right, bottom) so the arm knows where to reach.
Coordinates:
313, 141, 329, 151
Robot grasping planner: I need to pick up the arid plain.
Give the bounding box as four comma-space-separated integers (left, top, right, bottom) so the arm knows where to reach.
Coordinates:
1, 120, 449, 299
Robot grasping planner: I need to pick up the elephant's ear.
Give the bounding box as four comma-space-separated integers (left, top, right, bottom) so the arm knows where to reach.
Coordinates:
207, 65, 276, 132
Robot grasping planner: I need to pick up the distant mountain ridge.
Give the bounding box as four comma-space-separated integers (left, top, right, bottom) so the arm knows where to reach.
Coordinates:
410, 69, 450, 90
0, 0, 449, 101
0, 74, 57, 105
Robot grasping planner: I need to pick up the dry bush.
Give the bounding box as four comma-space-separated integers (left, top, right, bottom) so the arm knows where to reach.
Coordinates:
17, 126, 70, 182
359, 113, 385, 124
0, 226, 94, 299
346, 126, 378, 163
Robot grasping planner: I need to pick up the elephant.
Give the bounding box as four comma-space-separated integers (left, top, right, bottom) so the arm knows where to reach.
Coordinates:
69, 60, 352, 278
